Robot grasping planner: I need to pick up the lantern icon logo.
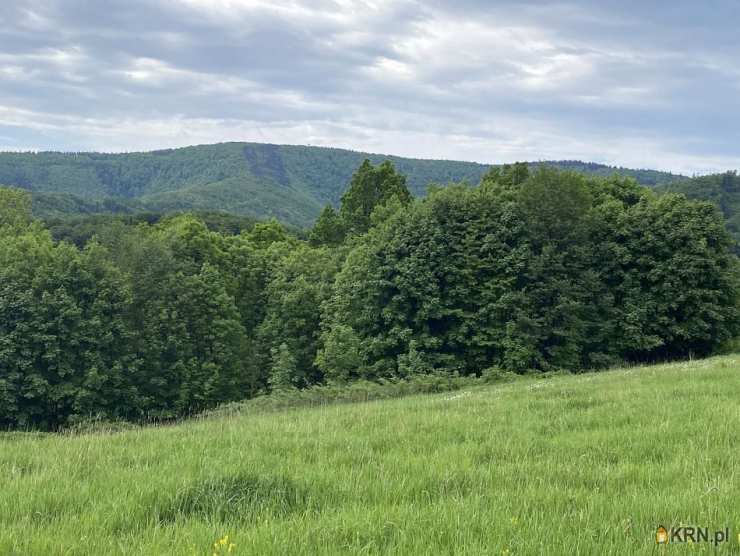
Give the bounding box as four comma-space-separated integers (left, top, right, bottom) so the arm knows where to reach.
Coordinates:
656, 526, 669, 544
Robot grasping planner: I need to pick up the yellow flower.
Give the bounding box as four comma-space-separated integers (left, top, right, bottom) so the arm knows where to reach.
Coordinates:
213, 535, 234, 554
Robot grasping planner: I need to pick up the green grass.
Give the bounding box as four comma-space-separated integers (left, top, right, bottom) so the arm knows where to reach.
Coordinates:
2, 355, 740, 555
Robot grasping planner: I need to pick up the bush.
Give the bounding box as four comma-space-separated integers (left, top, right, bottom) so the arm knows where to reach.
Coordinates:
202, 372, 486, 419
480, 367, 518, 383
61, 415, 140, 436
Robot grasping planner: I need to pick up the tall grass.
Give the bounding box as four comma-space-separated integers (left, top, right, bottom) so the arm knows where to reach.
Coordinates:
1, 355, 739, 554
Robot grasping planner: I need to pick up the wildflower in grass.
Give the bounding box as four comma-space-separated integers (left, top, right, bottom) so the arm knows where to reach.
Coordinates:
212, 535, 235, 554
510, 516, 519, 526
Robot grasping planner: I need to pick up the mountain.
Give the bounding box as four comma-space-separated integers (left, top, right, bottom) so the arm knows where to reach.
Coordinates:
0, 142, 684, 227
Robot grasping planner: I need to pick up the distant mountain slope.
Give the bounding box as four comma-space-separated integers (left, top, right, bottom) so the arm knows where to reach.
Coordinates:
0, 142, 683, 227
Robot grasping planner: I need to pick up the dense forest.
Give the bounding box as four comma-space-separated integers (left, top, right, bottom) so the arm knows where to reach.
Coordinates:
1, 160, 737, 430
0, 142, 682, 227
657, 171, 740, 247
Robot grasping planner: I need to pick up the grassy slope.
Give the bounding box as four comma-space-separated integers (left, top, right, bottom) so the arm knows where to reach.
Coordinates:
1, 355, 739, 555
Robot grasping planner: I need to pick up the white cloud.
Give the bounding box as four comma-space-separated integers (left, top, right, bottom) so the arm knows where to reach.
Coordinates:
173, 0, 383, 28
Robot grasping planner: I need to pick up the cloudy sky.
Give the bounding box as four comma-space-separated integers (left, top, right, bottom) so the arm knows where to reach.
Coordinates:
1, 1, 739, 174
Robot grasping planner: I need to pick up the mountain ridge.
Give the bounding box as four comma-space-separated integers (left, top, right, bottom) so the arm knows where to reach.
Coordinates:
0, 141, 686, 227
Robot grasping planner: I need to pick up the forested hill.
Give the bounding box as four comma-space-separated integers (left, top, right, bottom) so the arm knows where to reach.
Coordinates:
0, 142, 682, 227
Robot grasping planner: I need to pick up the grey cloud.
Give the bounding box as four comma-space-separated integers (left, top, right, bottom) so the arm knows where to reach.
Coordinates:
0, 0, 739, 173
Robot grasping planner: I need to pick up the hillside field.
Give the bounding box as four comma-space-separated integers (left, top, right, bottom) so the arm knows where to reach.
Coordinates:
1, 355, 739, 555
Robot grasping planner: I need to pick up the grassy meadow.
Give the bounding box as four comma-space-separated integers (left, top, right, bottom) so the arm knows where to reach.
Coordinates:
1, 356, 739, 555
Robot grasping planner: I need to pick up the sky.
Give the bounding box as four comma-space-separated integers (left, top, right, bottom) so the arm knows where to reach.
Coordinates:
1, 1, 739, 175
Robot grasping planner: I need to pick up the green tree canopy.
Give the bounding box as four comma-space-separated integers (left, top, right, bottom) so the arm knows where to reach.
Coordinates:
0, 187, 32, 232
339, 160, 412, 235
1, 162, 738, 430
309, 205, 346, 246
321, 169, 740, 376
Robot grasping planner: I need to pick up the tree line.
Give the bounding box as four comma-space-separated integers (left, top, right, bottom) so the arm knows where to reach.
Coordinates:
1, 160, 738, 429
